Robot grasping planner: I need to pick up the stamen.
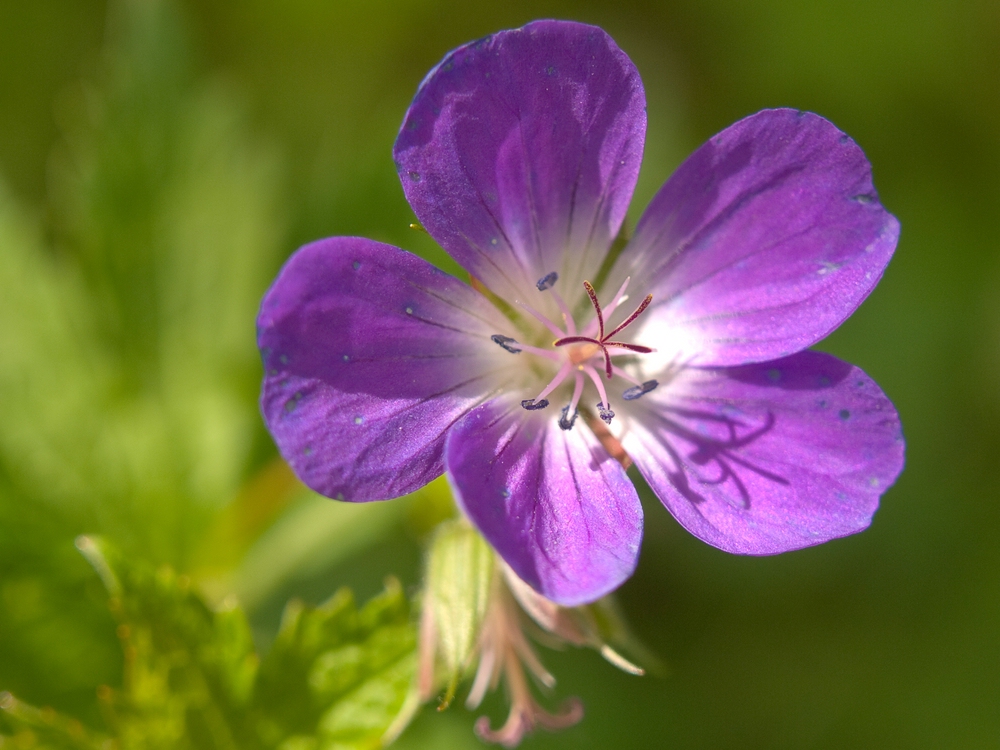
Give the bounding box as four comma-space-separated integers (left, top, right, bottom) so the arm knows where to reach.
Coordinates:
582, 365, 610, 418
491, 334, 560, 361
518, 301, 566, 338
533, 271, 577, 335
567, 372, 585, 414
531, 361, 574, 404
512, 343, 562, 361
491, 334, 522, 354
622, 380, 659, 401
596, 402, 615, 425
549, 289, 576, 336
521, 399, 550, 411
558, 406, 578, 431
535, 271, 558, 291
604, 277, 632, 316
611, 365, 643, 386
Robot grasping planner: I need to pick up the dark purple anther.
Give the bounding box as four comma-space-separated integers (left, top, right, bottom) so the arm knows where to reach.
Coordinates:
491, 334, 522, 354
558, 405, 578, 431
536, 271, 558, 291
521, 398, 550, 411
596, 402, 615, 424
622, 380, 658, 401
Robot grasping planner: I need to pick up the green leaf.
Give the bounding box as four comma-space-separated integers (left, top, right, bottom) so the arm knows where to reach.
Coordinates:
0, 691, 110, 749
254, 579, 418, 749
76, 536, 259, 750
62, 536, 420, 749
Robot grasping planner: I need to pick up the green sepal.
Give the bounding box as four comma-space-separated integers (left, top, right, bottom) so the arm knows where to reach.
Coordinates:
424, 520, 494, 704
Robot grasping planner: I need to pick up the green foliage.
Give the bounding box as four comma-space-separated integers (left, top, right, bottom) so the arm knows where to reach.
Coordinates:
0, 0, 287, 714
1, 538, 418, 750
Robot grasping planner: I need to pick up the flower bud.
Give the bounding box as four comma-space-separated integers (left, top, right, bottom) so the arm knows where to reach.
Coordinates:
420, 519, 494, 704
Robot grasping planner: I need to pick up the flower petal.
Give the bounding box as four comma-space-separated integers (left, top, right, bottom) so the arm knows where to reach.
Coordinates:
621, 109, 899, 366
620, 351, 904, 554
394, 20, 646, 304
446, 398, 642, 606
258, 237, 515, 501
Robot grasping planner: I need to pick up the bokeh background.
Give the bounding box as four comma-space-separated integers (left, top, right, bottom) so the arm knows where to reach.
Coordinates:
1, 0, 998, 748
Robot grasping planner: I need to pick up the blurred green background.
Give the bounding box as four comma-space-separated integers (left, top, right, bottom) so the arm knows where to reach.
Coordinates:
1, 0, 998, 748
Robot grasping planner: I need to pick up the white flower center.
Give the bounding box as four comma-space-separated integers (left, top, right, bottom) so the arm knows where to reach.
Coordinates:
492, 273, 659, 429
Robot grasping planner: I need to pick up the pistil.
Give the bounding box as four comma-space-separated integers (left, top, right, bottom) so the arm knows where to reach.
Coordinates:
552, 280, 654, 379
492, 273, 656, 426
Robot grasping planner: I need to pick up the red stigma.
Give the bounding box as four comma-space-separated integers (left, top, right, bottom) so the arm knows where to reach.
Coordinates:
553, 281, 653, 378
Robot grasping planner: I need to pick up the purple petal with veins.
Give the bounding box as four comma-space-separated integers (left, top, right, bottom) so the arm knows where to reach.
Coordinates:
258, 237, 514, 501
447, 397, 642, 606
620, 351, 904, 554
258, 22, 904, 609
394, 20, 646, 303
619, 108, 899, 367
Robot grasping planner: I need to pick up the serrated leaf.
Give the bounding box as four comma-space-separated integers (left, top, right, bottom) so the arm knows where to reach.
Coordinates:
254, 579, 417, 748
72, 537, 420, 749
77, 536, 259, 750
315, 650, 417, 749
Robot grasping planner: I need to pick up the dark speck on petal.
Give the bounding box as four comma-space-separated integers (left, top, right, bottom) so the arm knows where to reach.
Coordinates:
839, 409, 851, 420
408, 171, 421, 182
767, 368, 781, 382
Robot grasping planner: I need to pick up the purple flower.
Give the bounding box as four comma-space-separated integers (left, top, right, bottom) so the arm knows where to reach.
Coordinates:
257, 20, 904, 607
